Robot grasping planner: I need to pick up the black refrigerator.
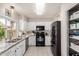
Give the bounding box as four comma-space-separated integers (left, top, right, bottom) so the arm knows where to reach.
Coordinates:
51, 21, 61, 56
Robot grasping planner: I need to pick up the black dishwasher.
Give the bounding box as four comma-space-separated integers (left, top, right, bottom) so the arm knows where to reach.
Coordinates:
25, 37, 29, 51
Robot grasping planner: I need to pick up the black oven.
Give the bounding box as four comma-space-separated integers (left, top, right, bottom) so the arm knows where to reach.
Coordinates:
36, 26, 45, 46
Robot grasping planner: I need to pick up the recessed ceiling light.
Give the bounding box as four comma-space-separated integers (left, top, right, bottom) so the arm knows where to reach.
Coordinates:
35, 0, 46, 15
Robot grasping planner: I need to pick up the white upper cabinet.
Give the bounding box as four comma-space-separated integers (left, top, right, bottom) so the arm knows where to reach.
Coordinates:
18, 16, 28, 33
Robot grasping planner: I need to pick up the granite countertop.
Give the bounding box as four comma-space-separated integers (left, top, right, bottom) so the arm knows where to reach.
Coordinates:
0, 33, 34, 55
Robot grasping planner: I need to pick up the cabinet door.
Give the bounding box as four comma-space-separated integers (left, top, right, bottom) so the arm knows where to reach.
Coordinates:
15, 42, 23, 56
21, 40, 26, 55
29, 36, 35, 46
19, 19, 26, 31
9, 47, 16, 56
45, 36, 51, 45
29, 36, 32, 45
16, 46, 22, 56
15, 40, 25, 56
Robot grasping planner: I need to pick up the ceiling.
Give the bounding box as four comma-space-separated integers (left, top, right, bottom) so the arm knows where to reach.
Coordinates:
0, 3, 61, 19
15, 3, 61, 19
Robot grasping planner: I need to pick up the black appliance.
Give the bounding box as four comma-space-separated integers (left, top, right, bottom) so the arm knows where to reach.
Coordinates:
36, 26, 45, 46
51, 21, 61, 56
25, 37, 29, 52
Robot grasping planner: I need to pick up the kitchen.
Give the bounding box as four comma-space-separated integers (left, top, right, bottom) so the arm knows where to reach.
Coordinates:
0, 3, 78, 56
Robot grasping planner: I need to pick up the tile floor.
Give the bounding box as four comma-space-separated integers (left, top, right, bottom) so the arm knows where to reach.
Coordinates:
24, 46, 53, 56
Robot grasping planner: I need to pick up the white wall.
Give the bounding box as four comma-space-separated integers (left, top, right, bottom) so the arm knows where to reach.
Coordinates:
28, 21, 51, 31
28, 19, 58, 31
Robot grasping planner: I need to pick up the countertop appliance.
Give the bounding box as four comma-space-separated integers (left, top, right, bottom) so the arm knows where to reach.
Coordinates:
51, 21, 61, 56
36, 26, 45, 46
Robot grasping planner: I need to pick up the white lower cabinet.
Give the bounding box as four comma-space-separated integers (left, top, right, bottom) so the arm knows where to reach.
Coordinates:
22, 40, 26, 55
29, 36, 35, 46
15, 43, 23, 56
45, 36, 51, 45
1, 39, 26, 56
15, 40, 25, 56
